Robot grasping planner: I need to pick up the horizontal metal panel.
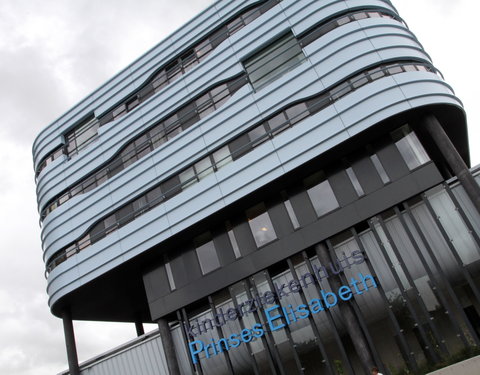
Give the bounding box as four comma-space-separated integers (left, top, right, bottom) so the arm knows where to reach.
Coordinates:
77, 334, 169, 375
40, 24, 437, 247
33, 0, 264, 165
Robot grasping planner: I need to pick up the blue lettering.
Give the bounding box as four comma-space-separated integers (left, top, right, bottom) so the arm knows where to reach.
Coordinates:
189, 340, 204, 364
296, 304, 310, 319
309, 298, 324, 313
240, 328, 253, 342
265, 305, 286, 331
321, 289, 338, 308
252, 323, 264, 338
229, 333, 240, 348
338, 285, 353, 301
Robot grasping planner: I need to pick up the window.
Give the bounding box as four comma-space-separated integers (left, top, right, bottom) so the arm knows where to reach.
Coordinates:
146, 186, 163, 206
195, 157, 214, 180
369, 67, 385, 81
103, 214, 117, 235
330, 81, 351, 100
64, 115, 98, 156
353, 12, 368, 20
150, 125, 166, 148
116, 203, 134, 227
244, 32, 305, 90
268, 112, 289, 135
284, 200, 300, 229
345, 167, 365, 196
305, 172, 339, 217
179, 167, 196, 190
306, 93, 330, 115
387, 65, 403, 75
370, 154, 390, 184
132, 195, 148, 214
195, 39, 212, 59
112, 104, 127, 120
212, 146, 232, 169
248, 124, 268, 147
126, 96, 140, 111
246, 203, 277, 247
337, 16, 350, 26
178, 103, 199, 129
351, 74, 369, 89
165, 261, 176, 291
196, 93, 215, 119
226, 221, 241, 259
285, 102, 308, 125
152, 70, 167, 92
89, 221, 105, 244
195, 233, 220, 274
392, 125, 430, 170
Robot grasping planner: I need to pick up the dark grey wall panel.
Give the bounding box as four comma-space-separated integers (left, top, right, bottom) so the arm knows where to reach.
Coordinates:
147, 163, 443, 319
212, 229, 235, 267
143, 265, 169, 304
352, 157, 384, 194
268, 200, 295, 236
377, 143, 410, 181
170, 253, 188, 289
232, 220, 257, 256
181, 247, 202, 284
288, 189, 317, 227
329, 171, 358, 206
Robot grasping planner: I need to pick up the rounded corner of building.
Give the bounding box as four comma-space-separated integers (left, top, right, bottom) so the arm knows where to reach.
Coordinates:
420, 102, 471, 167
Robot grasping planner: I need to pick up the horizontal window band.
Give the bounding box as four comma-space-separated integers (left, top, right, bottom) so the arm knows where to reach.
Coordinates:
36, 5, 401, 179
35, 0, 279, 178
40, 74, 248, 221
45, 60, 439, 275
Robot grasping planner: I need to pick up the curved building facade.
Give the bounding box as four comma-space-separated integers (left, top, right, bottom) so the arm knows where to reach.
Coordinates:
33, 1, 480, 374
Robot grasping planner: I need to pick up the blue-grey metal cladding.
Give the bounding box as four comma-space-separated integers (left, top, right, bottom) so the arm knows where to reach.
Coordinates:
31, 0, 464, 309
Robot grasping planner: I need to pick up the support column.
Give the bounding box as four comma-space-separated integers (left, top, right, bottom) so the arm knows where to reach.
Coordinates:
157, 318, 181, 375
62, 310, 80, 375
422, 114, 480, 214
135, 320, 145, 337
315, 243, 376, 373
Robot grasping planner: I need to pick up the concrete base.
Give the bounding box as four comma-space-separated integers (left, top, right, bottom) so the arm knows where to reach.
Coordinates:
426, 355, 480, 375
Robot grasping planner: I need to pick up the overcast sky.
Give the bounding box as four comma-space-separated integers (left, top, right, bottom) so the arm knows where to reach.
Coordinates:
0, 1, 478, 374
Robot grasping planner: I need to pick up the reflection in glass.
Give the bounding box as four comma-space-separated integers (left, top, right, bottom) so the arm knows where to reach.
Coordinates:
244, 32, 305, 90
246, 204, 277, 247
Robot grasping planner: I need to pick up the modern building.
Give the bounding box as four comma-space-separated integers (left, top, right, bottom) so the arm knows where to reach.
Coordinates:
32, 0, 480, 374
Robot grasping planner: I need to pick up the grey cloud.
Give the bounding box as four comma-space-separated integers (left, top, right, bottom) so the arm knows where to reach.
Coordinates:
0, 46, 69, 147
1, 1, 213, 374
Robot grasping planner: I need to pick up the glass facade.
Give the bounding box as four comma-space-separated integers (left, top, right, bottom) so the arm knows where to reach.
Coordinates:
392, 125, 430, 170
169, 177, 480, 375
244, 32, 305, 90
